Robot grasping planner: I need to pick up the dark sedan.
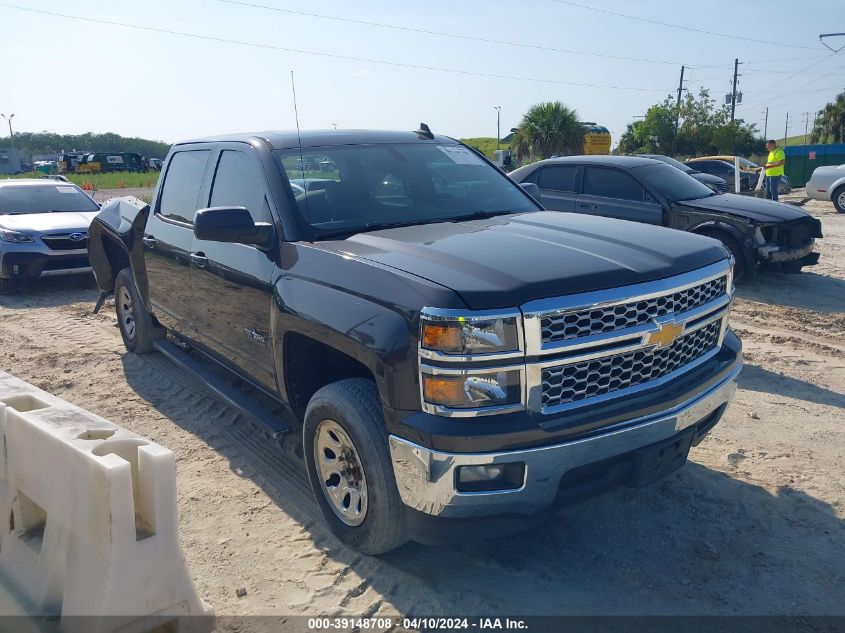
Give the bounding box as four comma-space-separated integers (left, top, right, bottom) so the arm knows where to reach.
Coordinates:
509, 156, 821, 280
683, 158, 755, 192
638, 154, 729, 193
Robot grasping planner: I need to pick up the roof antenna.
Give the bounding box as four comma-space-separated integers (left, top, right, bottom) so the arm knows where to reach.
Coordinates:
414, 122, 434, 139
290, 70, 306, 184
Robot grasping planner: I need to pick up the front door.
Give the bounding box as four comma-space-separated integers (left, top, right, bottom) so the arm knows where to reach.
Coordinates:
190, 147, 278, 392
577, 166, 663, 224
143, 148, 211, 333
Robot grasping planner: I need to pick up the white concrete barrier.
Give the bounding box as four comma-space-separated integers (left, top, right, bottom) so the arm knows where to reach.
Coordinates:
0, 371, 213, 633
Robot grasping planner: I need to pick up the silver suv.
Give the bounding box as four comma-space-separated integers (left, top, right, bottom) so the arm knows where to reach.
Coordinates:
0, 179, 100, 293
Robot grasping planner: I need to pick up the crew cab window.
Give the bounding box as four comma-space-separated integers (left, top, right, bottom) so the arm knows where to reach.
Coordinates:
209, 150, 272, 223
537, 165, 578, 192
583, 167, 644, 201
158, 150, 210, 224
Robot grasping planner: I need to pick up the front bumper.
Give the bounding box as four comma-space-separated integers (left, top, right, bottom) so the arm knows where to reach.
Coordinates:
0, 245, 91, 279
389, 356, 741, 518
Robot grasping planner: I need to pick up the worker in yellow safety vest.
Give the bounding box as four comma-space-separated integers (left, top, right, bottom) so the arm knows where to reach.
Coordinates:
762, 139, 785, 202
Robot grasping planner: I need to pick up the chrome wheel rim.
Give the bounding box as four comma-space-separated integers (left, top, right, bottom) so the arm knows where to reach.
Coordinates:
117, 286, 136, 342
838, 191, 845, 210
314, 419, 368, 526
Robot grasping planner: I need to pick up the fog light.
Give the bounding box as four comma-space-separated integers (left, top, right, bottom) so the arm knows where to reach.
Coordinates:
458, 464, 505, 483
456, 463, 525, 493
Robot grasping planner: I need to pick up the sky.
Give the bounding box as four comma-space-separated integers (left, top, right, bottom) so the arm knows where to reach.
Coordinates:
1, 0, 843, 148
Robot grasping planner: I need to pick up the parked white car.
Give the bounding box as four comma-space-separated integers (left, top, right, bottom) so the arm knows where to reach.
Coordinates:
806, 164, 845, 212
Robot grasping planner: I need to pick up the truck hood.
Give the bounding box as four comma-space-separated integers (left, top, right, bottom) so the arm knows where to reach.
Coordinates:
0, 211, 98, 234
322, 211, 727, 309
677, 193, 809, 223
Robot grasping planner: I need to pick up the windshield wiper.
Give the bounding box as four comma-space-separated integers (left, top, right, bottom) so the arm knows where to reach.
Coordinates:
315, 218, 438, 240
446, 210, 515, 222
314, 210, 515, 240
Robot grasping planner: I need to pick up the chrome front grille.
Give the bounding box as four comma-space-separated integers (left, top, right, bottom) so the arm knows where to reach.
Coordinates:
523, 260, 734, 415
540, 276, 726, 344
541, 321, 721, 409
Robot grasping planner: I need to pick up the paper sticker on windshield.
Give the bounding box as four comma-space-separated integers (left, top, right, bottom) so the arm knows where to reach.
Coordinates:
437, 145, 484, 165
57, 186, 78, 194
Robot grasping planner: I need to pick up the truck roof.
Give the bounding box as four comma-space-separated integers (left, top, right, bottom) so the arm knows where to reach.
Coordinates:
175, 129, 459, 151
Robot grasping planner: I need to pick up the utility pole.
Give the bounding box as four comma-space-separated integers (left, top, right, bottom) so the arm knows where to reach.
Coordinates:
0, 113, 14, 142
762, 108, 768, 139
802, 112, 811, 144
675, 65, 685, 136
494, 106, 502, 150
784, 112, 790, 146
730, 59, 741, 123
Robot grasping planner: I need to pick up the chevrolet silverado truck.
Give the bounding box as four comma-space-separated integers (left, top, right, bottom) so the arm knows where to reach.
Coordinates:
87, 129, 742, 554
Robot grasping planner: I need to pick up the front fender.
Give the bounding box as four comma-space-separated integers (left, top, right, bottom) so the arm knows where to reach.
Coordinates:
272, 276, 419, 411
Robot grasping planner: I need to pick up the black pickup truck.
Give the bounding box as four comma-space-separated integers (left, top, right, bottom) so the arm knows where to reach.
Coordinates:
88, 129, 742, 554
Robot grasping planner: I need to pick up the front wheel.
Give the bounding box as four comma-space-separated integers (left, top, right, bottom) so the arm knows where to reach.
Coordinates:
303, 379, 409, 555
698, 230, 748, 282
833, 185, 845, 213
114, 268, 162, 353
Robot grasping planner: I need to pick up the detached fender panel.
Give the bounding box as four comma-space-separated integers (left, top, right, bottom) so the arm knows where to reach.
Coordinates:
88, 196, 152, 305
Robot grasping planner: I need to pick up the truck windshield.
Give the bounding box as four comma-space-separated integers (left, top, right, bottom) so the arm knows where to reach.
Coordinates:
633, 163, 716, 203
0, 184, 100, 214
275, 143, 537, 239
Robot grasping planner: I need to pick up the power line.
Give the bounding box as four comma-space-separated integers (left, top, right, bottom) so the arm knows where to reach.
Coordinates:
218, 0, 752, 71
549, 0, 822, 50
0, 3, 671, 93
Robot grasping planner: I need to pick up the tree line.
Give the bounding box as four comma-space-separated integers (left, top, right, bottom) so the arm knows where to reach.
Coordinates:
8, 131, 171, 159
617, 88, 762, 157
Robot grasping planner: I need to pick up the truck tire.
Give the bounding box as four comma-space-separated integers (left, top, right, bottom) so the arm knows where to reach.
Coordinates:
303, 379, 409, 555
114, 267, 162, 353
833, 185, 845, 213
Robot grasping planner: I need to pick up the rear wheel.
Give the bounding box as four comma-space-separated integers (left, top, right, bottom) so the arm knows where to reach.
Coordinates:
114, 268, 161, 353
303, 379, 409, 555
833, 185, 845, 213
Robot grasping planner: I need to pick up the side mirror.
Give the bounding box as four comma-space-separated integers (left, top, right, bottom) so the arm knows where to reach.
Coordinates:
194, 207, 274, 248
520, 182, 541, 199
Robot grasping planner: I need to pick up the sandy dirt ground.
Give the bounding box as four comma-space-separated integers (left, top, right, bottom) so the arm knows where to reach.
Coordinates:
0, 193, 842, 623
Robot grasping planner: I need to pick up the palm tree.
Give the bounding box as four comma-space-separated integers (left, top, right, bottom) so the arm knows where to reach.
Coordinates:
512, 102, 585, 161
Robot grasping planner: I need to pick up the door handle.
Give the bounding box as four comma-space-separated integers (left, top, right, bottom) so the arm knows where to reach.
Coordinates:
578, 203, 598, 210
190, 252, 208, 269
142, 236, 157, 249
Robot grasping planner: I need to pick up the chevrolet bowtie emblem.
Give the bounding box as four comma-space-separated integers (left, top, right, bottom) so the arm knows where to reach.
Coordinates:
646, 322, 684, 348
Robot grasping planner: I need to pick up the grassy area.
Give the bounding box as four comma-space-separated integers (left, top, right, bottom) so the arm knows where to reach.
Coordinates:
2, 171, 160, 189
460, 137, 507, 159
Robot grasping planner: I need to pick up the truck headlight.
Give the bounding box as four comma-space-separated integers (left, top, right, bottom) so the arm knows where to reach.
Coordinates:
420, 310, 521, 357
422, 369, 522, 410
0, 229, 34, 243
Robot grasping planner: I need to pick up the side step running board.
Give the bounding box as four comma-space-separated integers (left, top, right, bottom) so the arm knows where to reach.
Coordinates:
153, 340, 291, 439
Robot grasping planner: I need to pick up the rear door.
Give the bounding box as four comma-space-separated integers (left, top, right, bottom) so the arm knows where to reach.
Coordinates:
533, 164, 579, 211
577, 166, 663, 224
190, 145, 278, 392
143, 147, 211, 333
